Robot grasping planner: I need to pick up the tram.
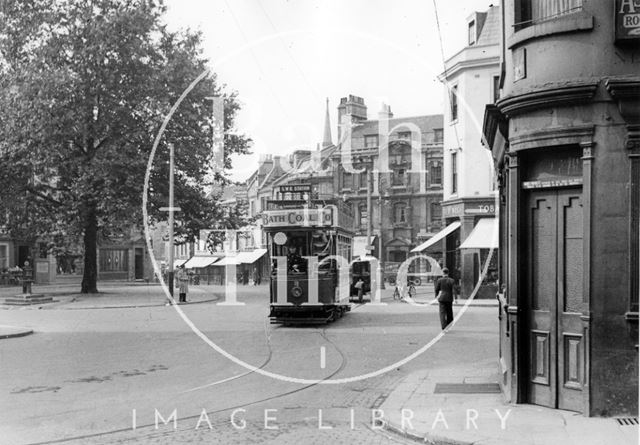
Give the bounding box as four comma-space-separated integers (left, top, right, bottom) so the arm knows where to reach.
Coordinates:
263, 198, 354, 324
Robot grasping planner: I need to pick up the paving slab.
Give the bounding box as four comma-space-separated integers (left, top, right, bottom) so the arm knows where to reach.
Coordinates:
380, 363, 639, 445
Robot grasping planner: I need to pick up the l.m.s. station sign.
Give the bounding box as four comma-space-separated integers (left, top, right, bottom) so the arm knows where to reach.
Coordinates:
262, 207, 334, 228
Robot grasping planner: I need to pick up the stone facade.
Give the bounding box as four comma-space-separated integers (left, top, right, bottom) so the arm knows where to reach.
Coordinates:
246, 95, 444, 275
483, 0, 639, 416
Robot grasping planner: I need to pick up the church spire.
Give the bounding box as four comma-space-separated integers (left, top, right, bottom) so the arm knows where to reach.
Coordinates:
322, 97, 333, 148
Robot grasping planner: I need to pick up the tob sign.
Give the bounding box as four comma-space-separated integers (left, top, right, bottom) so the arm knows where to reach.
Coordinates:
616, 0, 640, 43
262, 207, 333, 227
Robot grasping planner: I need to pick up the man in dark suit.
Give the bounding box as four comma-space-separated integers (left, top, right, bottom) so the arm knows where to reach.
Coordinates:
435, 267, 455, 329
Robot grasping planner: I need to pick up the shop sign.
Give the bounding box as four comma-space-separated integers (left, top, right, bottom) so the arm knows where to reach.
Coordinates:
267, 200, 306, 210
616, 0, 640, 42
522, 178, 583, 189
262, 208, 333, 227
465, 204, 496, 214
279, 184, 311, 193
442, 203, 464, 218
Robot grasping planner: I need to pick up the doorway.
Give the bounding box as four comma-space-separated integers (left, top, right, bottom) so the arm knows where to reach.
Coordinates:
135, 248, 144, 280
525, 188, 584, 413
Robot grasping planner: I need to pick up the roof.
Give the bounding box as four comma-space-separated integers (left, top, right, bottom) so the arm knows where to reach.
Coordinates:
476, 5, 501, 46
351, 114, 444, 137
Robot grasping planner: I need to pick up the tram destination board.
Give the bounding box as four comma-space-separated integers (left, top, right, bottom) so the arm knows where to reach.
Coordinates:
279, 184, 311, 193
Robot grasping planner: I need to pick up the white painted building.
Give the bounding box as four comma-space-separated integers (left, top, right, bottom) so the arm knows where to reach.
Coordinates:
434, 5, 501, 298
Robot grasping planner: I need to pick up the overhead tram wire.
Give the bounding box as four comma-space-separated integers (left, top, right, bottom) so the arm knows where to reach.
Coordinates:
222, 0, 294, 124
256, 1, 321, 104
431, 0, 462, 148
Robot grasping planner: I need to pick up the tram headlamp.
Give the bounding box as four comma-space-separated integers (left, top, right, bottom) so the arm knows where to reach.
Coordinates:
291, 286, 303, 298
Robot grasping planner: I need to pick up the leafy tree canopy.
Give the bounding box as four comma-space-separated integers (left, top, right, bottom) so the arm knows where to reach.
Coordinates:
0, 0, 252, 292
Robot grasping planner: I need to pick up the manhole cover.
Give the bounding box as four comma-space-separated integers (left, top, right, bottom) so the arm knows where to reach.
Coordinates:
434, 383, 501, 394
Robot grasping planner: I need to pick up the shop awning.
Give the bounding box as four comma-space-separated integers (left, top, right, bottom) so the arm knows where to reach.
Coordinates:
237, 248, 267, 264
183, 256, 219, 269
173, 259, 188, 268
353, 235, 376, 258
459, 218, 498, 249
410, 221, 461, 252
211, 255, 239, 266
212, 249, 267, 266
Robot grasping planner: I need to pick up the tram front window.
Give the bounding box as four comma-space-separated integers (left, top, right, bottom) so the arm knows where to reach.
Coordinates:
270, 232, 310, 274
287, 245, 307, 273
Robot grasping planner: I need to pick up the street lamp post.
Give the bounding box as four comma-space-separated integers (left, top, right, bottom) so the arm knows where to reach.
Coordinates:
378, 185, 386, 290
160, 143, 181, 299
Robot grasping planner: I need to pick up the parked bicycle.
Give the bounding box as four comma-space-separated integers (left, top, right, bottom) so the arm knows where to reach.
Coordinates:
393, 283, 416, 301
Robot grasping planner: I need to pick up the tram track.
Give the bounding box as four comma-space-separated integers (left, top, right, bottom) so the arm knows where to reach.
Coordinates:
26, 314, 352, 445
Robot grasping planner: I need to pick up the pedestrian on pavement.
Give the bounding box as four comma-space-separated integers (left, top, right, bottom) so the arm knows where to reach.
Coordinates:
435, 268, 455, 329
355, 278, 364, 303
176, 265, 189, 303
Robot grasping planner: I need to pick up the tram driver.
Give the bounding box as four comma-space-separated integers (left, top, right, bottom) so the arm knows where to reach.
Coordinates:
287, 241, 307, 273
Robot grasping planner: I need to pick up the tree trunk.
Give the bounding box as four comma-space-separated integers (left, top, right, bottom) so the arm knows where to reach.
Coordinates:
81, 204, 99, 293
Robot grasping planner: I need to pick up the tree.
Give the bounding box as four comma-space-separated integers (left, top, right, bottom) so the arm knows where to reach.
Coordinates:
0, 0, 251, 292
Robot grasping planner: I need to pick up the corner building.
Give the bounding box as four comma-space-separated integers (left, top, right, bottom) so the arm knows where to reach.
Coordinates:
483, 0, 639, 416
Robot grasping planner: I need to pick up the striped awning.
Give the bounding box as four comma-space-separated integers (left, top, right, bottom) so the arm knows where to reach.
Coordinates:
459, 218, 498, 249
411, 221, 461, 252
183, 256, 220, 268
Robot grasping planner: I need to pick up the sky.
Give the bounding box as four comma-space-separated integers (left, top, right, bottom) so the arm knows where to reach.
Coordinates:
163, 0, 497, 181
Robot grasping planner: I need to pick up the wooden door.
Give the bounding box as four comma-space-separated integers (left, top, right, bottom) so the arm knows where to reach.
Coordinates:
526, 188, 584, 412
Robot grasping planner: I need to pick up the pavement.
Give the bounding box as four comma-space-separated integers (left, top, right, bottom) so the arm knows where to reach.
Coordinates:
2, 280, 633, 445
377, 304, 639, 445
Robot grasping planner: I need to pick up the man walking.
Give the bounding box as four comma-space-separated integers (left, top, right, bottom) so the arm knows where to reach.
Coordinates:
435, 268, 455, 329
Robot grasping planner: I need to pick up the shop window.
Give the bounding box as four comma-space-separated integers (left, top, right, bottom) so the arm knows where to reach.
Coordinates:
100, 249, 128, 272
515, 0, 583, 30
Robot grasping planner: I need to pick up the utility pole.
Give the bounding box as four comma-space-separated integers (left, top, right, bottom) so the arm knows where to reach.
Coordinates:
366, 169, 372, 254
378, 176, 385, 289
160, 143, 181, 299
168, 142, 176, 297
